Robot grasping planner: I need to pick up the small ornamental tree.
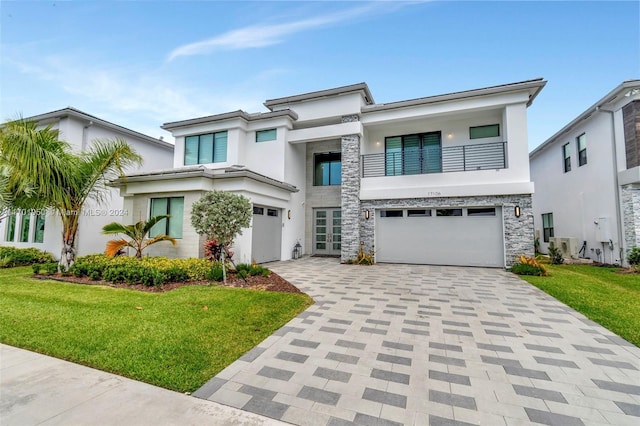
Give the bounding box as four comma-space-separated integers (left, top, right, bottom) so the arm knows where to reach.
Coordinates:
190, 191, 252, 281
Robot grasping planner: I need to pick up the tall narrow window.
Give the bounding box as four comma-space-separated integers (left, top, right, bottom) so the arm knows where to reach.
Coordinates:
577, 133, 587, 166
562, 143, 571, 172
19, 214, 30, 243
184, 131, 227, 165
33, 214, 45, 243
542, 213, 554, 243
5, 214, 16, 242
149, 197, 184, 238
314, 152, 341, 186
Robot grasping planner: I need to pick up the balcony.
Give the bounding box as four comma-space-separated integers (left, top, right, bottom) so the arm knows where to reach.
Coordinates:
361, 141, 507, 178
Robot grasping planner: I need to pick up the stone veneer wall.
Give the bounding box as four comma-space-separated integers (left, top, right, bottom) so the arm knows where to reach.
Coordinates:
621, 184, 640, 261
340, 114, 361, 261
359, 194, 534, 267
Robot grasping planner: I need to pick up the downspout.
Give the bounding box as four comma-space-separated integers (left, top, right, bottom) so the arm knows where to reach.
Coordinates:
596, 106, 625, 265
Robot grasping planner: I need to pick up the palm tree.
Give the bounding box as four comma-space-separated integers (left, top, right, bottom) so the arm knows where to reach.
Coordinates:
0, 118, 142, 270
102, 215, 177, 259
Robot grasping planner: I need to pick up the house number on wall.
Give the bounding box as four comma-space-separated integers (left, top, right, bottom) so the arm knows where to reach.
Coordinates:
427, 191, 442, 197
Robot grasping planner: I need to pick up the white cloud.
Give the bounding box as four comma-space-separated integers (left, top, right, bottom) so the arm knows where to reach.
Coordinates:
167, 3, 383, 61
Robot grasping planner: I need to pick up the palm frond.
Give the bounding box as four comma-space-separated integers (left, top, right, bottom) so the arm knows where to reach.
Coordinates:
142, 235, 177, 249
105, 239, 131, 257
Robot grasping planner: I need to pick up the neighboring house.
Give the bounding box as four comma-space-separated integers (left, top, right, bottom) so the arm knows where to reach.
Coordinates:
114, 79, 545, 267
0, 107, 174, 257
530, 80, 640, 266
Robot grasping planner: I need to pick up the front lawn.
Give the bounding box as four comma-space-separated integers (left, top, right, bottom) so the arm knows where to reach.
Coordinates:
0, 267, 312, 393
519, 264, 639, 347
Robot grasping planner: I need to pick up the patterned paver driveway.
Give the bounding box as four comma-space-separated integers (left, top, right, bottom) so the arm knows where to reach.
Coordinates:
194, 257, 640, 426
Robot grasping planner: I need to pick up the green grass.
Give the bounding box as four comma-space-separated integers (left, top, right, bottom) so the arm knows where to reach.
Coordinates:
0, 267, 312, 392
519, 264, 640, 347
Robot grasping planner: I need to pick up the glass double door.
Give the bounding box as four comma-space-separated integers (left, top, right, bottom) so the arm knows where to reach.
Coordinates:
314, 208, 341, 256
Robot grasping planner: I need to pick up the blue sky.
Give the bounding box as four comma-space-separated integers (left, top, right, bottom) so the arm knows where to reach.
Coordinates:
1, 1, 638, 150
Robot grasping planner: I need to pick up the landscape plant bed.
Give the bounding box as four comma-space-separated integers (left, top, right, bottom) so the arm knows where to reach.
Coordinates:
35, 270, 302, 293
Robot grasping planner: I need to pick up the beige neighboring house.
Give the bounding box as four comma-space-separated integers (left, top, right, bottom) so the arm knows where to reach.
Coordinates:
0, 107, 174, 258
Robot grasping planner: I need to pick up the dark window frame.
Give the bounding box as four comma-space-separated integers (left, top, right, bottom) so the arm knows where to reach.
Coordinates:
256, 128, 277, 142
385, 131, 442, 176
436, 208, 463, 217
380, 210, 404, 218
562, 142, 571, 172
184, 131, 227, 165
467, 207, 496, 216
150, 197, 184, 238
313, 152, 342, 186
577, 133, 587, 166
542, 213, 554, 243
469, 124, 500, 139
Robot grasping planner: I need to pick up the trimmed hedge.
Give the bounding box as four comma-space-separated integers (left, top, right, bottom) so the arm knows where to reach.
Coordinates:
68, 255, 266, 287
0, 247, 56, 268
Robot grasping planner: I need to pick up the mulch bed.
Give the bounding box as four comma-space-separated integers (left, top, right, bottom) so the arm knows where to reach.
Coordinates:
35, 271, 302, 294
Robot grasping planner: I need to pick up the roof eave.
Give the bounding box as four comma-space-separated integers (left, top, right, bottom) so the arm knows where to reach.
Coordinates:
264, 82, 375, 109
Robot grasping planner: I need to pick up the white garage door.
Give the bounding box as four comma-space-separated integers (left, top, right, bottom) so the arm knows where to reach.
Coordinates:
251, 206, 282, 264
376, 207, 504, 267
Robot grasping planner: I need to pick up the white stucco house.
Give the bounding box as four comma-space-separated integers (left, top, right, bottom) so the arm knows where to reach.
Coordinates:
0, 107, 174, 257
114, 79, 546, 267
530, 80, 640, 266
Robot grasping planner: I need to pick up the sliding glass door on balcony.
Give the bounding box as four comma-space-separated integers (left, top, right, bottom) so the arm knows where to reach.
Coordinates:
385, 132, 442, 176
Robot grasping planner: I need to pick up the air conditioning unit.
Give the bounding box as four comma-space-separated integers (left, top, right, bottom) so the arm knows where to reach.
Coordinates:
549, 237, 579, 259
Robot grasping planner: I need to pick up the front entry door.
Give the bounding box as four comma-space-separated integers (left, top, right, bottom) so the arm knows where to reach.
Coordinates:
314, 209, 341, 256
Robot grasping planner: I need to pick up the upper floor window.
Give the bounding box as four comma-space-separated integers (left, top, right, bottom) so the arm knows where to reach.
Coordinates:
385, 132, 441, 176
469, 124, 500, 139
256, 129, 277, 142
184, 131, 227, 165
577, 133, 587, 166
314, 152, 341, 186
542, 213, 554, 243
149, 197, 184, 238
562, 143, 571, 172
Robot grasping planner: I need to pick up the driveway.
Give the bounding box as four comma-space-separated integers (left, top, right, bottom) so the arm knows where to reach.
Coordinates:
195, 257, 640, 426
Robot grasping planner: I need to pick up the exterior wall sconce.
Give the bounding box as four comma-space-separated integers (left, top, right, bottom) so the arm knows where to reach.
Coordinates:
514, 206, 521, 218
287, 210, 292, 220
364, 209, 371, 220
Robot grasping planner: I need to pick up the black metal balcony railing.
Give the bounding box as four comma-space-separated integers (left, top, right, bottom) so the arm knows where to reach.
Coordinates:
361, 141, 507, 178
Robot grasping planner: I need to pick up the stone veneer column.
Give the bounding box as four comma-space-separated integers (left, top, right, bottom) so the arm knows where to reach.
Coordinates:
621, 184, 640, 261
502, 194, 535, 266
340, 114, 361, 262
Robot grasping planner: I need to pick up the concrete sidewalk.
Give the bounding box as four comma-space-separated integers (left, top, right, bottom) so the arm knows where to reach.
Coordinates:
0, 344, 288, 426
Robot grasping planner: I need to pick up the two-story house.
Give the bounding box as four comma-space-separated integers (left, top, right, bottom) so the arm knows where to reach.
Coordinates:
114, 79, 545, 267
530, 80, 640, 266
1, 107, 174, 257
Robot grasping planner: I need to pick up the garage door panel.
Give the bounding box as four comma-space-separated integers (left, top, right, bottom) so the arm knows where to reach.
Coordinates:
251, 206, 282, 264
376, 207, 504, 267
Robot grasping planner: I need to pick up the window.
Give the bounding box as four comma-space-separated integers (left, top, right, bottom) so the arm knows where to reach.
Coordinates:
577, 133, 587, 166
436, 208, 463, 217
149, 197, 184, 238
5, 214, 16, 242
542, 213, 554, 243
19, 214, 30, 243
380, 210, 403, 218
314, 152, 341, 186
386, 132, 441, 176
33, 214, 45, 243
408, 209, 431, 217
256, 129, 277, 142
467, 207, 496, 216
184, 131, 227, 165
253, 206, 264, 215
469, 124, 500, 139
267, 209, 279, 217
562, 143, 571, 172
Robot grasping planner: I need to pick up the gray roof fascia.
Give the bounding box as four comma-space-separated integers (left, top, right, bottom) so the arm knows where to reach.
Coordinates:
112, 165, 298, 193
529, 79, 640, 159
161, 109, 298, 131
24, 107, 174, 150
264, 82, 375, 109
362, 78, 547, 114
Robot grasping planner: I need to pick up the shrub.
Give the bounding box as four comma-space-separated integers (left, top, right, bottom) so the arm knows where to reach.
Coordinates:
42, 262, 59, 276
32, 264, 41, 274
511, 255, 548, 276
548, 245, 564, 265
0, 247, 56, 268
628, 247, 640, 266
350, 243, 375, 265
206, 264, 225, 282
